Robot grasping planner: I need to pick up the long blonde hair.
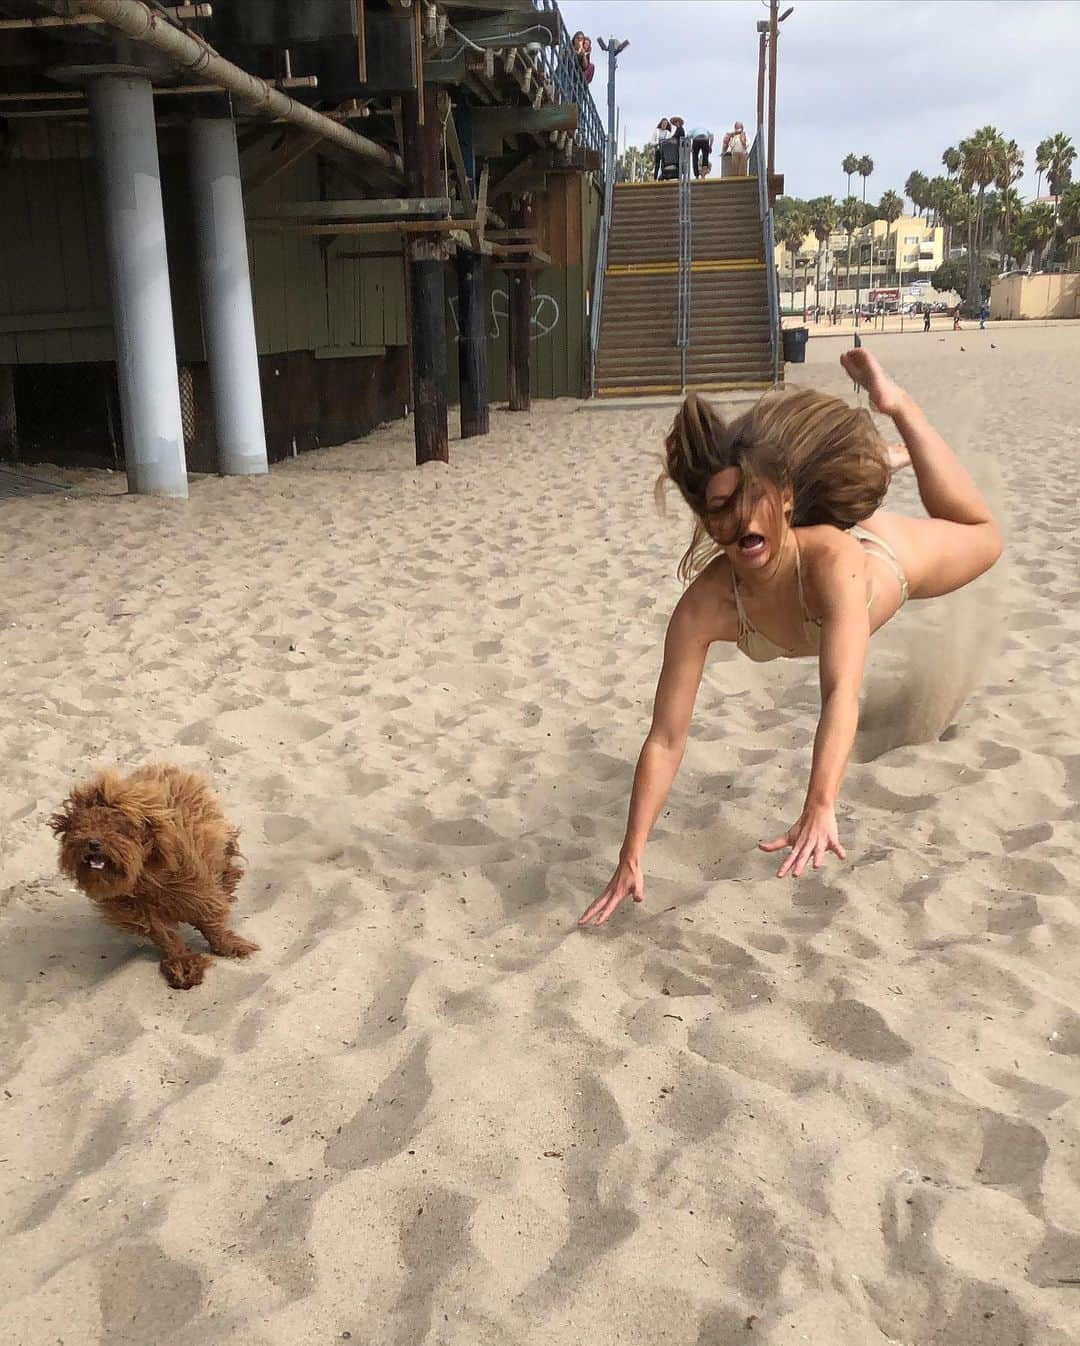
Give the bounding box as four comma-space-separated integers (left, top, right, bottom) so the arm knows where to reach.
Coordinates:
657, 387, 890, 580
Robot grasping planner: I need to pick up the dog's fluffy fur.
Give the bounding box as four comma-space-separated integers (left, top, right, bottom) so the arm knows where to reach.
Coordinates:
50, 763, 258, 990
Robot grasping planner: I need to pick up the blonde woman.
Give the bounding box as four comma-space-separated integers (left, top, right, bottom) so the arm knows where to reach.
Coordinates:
580, 349, 1001, 925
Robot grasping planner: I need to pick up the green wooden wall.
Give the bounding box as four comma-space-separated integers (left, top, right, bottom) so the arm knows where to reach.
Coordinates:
0, 123, 601, 404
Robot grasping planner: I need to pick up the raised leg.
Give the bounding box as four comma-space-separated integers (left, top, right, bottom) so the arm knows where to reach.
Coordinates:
193, 892, 259, 959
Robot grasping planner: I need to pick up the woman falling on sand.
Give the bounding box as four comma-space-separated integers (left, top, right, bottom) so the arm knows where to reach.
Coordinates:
579, 348, 1001, 926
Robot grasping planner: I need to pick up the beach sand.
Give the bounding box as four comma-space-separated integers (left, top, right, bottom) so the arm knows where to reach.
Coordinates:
3, 324, 1079, 1345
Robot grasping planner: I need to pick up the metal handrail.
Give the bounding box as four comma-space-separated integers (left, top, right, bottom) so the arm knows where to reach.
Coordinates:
589, 163, 612, 394
750, 126, 781, 385
675, 138, 692, 391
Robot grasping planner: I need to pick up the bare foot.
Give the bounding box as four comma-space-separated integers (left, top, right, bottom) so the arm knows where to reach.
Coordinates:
161, 950, 211, 989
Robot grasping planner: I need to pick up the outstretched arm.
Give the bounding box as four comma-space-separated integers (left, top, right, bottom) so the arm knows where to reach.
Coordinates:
579, 591, 713, 926
759, 542, 869, 877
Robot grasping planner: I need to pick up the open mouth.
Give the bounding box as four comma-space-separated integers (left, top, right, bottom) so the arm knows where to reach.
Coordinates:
736, 532, 767, 558
87, 857, 107, 871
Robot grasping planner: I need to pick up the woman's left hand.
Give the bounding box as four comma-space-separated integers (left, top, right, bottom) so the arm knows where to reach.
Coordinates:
758, 803, 847, 878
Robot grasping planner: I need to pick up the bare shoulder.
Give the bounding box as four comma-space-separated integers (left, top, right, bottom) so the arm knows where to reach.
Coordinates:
797, 526, 869, 617
669, 556, 738, 646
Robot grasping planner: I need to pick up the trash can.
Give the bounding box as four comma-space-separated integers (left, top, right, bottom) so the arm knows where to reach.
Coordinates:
782, 326, 808, 363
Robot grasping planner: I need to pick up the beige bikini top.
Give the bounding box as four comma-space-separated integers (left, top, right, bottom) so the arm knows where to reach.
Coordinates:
732, 527, 908, 663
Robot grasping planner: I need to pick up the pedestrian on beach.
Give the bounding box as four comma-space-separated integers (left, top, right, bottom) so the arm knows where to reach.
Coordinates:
722, 121, 749, 175
979, 300, 989, 330
953, 307, 962, 331
688, 125, 714, 178
923, 308, 931, 333
579, 348, 1002, 924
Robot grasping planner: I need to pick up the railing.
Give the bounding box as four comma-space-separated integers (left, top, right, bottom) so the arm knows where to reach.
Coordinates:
588, 134, 613, 395
675, 138, 692, 391
531, 0, 606, 169
750, 126, 781, 385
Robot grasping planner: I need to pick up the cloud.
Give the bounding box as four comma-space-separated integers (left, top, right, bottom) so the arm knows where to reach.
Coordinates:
560, 0, 1078, 201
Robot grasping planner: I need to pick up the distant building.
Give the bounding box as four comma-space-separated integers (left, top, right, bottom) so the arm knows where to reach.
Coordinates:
774, 215, 945, 294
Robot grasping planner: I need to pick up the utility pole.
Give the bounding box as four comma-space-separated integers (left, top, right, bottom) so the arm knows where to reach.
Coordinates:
597, 35, 629, 188
756, 21, 767, 134
767, 0, 778, 184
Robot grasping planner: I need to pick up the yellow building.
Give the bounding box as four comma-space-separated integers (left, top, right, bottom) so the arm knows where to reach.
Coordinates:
775, 215, 945, 297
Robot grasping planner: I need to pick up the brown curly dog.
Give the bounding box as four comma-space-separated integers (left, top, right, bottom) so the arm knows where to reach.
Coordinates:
50, 763, 258, 990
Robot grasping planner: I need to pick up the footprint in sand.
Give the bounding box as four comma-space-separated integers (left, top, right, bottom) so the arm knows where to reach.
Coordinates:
264, 814, 309, 845
806, 998, 912, 1063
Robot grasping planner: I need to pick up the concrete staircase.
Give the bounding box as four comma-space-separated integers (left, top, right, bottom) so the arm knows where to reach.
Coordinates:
595, 177, 779, 396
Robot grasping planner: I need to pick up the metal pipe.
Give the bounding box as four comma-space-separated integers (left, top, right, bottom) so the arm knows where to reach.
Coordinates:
0, 5, 209, 27
70, 0, 402, 173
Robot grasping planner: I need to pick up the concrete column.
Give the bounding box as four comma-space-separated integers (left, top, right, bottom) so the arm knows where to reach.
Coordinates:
86, 73, 187, 497
187, 117, 268, 476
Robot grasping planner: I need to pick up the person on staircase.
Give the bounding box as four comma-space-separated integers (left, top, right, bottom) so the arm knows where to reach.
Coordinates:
722, 121, 749, 176
653, 118, 672, 180
688, 126, 714, 178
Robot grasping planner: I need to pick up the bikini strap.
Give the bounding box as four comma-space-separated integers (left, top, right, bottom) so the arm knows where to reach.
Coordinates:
730, 567, 751, 638
792, 535, 813, 623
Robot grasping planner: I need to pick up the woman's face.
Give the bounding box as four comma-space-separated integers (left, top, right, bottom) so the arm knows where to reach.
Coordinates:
704, 467, 790, 572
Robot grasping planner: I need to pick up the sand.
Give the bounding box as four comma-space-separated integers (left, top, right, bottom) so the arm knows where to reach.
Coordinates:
2, 323, 1080, 1345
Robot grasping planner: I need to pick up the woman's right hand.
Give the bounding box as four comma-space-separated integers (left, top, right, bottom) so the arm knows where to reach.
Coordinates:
578, 855, 644, 927
839, 347, 907, 417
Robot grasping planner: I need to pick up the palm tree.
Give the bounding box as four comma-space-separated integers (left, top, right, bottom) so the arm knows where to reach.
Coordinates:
960, 126, 1004, 308
995, 139, 1024, 270
942, 146, 961, 180
777, 207, 809, 312
839, 194, 863, 305
1023, 202, 1057, 269
935, 180, 965, 261
905, 170, 929, 218
842, 153, 860, 198
1044, 132, 1077, 261
1060, 181, 1080, 239
997, 187, 1024, 269
808, 195, 838, 311
878, 189, 903, 285
1034, 137, 1053, 200
857, 155, 874, 203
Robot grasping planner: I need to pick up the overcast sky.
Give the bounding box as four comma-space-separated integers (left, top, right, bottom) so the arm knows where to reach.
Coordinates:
559, 0, 1078, 205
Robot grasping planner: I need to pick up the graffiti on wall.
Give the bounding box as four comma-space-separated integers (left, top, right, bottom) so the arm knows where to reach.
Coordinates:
447, 288, 560, 341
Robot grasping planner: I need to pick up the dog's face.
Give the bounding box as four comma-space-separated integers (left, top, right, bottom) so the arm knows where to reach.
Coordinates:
50, 773, 154, 900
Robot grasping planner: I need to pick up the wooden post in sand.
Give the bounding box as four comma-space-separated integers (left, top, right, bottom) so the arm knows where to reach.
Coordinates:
507, 197, 532, 413
403, 85, 449, 464
456, 249, 489, 437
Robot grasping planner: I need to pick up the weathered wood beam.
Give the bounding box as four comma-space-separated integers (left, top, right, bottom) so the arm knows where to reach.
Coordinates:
251, 217, 477, 237
489, 148, 556, 200
242, 130, 322, 193
439, 94, 474, 214
251, 196, 452, 221
434, 0, 537, 10
473, 104, 578, 154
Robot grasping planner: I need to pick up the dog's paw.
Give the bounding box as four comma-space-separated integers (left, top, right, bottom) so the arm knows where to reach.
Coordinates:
211, 932, 260, 959
161, 952, 212, 989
